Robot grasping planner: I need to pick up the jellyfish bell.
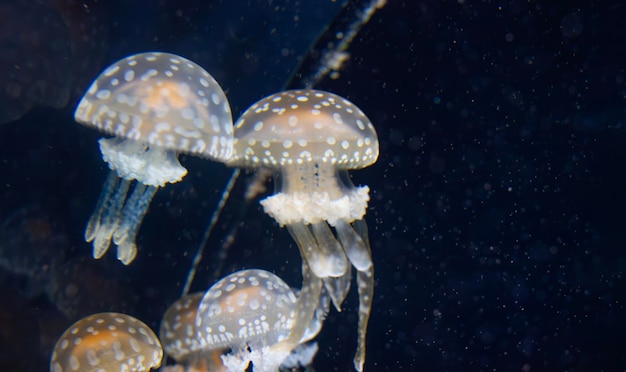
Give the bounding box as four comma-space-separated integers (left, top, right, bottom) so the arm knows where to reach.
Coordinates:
74, 51, 233, 264
228, 89, 378, 371
50, 312, 163, 372
195, 269, 305, 371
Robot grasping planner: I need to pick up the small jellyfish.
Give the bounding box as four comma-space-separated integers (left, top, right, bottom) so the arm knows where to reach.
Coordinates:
196, 269, 300, 372
74, 51, 233, 264
50, 312, 163, 372
228, 89, 379, 371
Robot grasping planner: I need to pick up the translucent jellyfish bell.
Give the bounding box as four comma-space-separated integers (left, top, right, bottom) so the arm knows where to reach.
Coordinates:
74, 51, 233, 264
50, 312, 163, 372
229, 89, 379, 371
196, 269, 299, 372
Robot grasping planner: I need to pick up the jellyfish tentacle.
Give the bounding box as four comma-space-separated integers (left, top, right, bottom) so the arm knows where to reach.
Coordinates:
91, 176, 131, 259
310, 221, 349, 277
335, 219, 373, 271
321, 268, 351, 311
113, 183, 158, 265
354, 265, 374, 372
350, 218, 374, 372
287, 223, 331, 278
84, 171, 117, 242
272, 260, 322, 354
301, 285, 332, 342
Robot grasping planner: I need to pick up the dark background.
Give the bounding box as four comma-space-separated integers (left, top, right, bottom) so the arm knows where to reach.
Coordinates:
0, 0, 625, 370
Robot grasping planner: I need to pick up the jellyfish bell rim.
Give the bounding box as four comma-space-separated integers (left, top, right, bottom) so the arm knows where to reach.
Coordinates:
74, 51, 234, 162
196, 269, 298, 351
228, 89, 379, 169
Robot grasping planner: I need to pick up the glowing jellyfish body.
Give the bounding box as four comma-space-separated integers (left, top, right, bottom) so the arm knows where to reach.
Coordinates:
195, 269, 302, 371
50, 312, 163, 372
74, 52, 233, 264
229, 89, 379, 371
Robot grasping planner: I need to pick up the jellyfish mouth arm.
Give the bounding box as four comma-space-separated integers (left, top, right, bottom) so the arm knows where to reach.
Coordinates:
112, 183, 158, 265
322, 267, 351, 311
287, 223, 347, 278
334, 219, 373, 271
271, 261, 322, 355
221, 348, 251, 372
300, 285, 332, 341
87, 138, 186, 264
248, 346, 291, 372
354, 263, 374, 372
262, 186, 369, 280
84, 170, 119, 243
279, 342, 319, 370
347, 218, 374, 372
85, 172, 131, 260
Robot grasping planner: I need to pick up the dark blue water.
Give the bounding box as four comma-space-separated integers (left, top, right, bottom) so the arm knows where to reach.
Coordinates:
1, 0, 625, 371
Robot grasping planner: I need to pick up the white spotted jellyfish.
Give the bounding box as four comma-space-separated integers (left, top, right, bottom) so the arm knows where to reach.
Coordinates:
227, 89, 378, 371
195, 269, 325, 372
74, 52, 233, 265
159, 270, 326, 371
50, 312, 163, 371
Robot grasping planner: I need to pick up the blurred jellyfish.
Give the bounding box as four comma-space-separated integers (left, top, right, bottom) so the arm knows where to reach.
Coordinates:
228, 89, 379, 371
74, 51, 233, 264
50, 312, 163, 372
0, 0, 72, 124
0, 204, 68, 298
46, 256, 135, 319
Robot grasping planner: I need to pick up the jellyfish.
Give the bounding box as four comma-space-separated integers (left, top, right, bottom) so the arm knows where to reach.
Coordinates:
228, 89, 379, 371
161, 270, 325, 371
195, 269, 326, 372
74, 51, 233, 264
50, 312, 163, 371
